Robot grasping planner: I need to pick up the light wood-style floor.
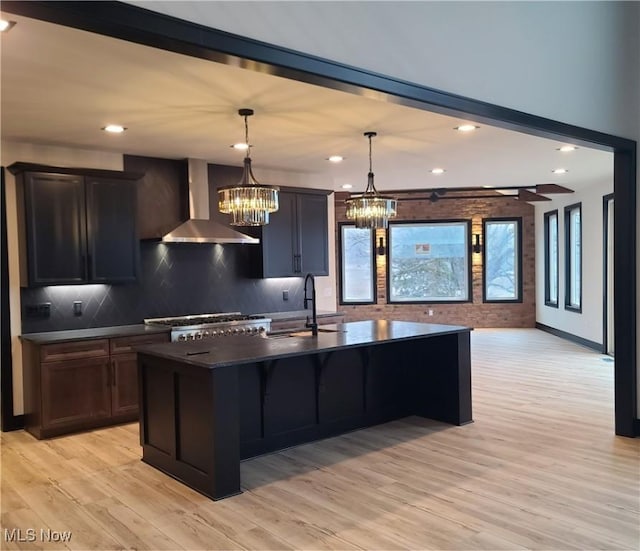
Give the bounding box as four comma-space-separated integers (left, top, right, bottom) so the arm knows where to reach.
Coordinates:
1, 329, 638, 550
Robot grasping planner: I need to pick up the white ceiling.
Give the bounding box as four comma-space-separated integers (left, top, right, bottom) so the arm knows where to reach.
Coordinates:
0, 13, 613, 194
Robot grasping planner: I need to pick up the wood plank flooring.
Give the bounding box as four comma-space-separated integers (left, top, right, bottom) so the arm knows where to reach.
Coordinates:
1, 329, 638, 550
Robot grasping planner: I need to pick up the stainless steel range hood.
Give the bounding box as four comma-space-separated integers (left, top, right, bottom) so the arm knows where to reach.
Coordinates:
162, 159, 259, 244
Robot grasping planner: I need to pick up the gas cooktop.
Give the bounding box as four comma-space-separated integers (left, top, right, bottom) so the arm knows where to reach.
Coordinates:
144, 312, 272, 342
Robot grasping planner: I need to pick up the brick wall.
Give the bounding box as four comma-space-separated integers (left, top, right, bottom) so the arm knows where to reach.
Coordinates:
335, 191, 535, 328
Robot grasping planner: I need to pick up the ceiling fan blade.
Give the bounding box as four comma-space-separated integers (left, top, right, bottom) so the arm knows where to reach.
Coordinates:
535, 183, 574, 194
518, 189, 551, 202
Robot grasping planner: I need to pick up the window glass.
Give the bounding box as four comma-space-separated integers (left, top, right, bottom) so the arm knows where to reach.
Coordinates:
484, 219, 520, 301
564, 204, 582, 311
544, 211, 558, 306
388, 222, 469, 302
340, 225, 375, 303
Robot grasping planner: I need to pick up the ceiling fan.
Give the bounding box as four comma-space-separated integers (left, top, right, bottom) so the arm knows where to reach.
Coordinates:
388, 183, 574, 203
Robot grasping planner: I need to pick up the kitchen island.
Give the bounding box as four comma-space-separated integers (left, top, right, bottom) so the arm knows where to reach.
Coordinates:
136, 320, 472, 500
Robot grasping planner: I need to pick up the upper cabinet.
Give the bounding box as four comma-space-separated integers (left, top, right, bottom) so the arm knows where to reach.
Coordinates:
251, 189, 331, 278
208, 163, 331, 278
10, 163, 141, 287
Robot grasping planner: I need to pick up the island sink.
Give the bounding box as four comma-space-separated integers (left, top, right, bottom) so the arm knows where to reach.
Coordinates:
268, 327, 345, 338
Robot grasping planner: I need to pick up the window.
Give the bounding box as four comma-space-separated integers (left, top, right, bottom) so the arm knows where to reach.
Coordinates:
564, 203, 582, 312
483, 218, 522, 302
339, 223, 376, 304
388, 221, 470, 303
544, 210, 559, 307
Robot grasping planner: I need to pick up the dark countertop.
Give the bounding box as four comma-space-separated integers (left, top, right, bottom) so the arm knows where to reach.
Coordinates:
20, 324, 170, 344
19, 311, 343, 345
137, 320, 471, 369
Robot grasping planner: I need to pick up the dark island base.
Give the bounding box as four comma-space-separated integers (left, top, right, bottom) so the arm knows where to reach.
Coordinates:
138, 330, 471, 500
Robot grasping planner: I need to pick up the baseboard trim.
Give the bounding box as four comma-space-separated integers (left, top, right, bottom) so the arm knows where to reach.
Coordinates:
2, 414, 25, 432
535, 323, 603, 352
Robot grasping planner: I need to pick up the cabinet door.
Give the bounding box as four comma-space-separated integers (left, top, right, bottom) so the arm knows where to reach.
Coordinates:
41, 357, 111, 430
297, 193, 329, 276
24, 172, 87, 285
111, 352, 140, 418
262, 191, 297, 277
86, 177, 138, 283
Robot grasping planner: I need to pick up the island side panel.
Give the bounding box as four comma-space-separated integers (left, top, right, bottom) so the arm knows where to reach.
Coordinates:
408, 331, 473, 425
138, 353, 241, 500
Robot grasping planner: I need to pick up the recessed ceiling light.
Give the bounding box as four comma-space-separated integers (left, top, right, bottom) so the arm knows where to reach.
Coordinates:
231, 142, 249, 150
557, 145, 578, 152
0, 20, 16, 33
431, 168, 446, 174
455, 124, 479, 132
341, 184, 353, 189
552, 168, 568, 174
482, 185, 494, 188
102, 124, 127, 134
327, 155, 344, 163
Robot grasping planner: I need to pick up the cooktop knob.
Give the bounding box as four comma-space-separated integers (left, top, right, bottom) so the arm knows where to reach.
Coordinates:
178, 334, 186, 341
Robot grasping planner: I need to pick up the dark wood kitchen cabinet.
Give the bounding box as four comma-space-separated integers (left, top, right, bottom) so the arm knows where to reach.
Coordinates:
251, 189, 331, 278
22, 331, 169, 439
9, 163, 141, 286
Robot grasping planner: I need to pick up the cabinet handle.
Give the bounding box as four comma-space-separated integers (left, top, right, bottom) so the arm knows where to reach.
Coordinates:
111, 359, 116, 387
106, 362, 111, 387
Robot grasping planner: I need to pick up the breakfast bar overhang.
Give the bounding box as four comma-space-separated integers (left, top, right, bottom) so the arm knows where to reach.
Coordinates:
136, 320, 472, 500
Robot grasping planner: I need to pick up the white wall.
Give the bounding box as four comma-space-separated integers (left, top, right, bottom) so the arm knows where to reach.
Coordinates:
535, 180, 614, 345
127, 0, 640, 419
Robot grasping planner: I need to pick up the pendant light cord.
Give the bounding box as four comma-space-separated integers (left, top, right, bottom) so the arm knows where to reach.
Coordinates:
244, 114, 250, 160
365, 131, 378, 196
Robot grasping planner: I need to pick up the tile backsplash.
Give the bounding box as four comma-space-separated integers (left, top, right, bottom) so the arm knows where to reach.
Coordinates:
21, 241, 305, 333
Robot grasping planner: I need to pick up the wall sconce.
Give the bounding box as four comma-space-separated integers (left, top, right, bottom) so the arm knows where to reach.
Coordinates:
473, 233, 482, 254
377, 236, 386, 256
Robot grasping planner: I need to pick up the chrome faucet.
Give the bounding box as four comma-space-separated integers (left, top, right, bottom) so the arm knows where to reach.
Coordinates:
303, 273, 318, 336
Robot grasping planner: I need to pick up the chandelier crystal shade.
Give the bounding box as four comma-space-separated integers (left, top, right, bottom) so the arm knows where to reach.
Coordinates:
218, 108, 279, 226
345, 132, 397, 229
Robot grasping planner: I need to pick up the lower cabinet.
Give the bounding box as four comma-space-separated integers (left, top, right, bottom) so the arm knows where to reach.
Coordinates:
22, 332, 169, 439
110, 352, 140, 418
41, 356, 111, 430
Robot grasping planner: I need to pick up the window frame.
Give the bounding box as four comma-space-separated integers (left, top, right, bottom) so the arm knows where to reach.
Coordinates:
564, 202, 582, 313
338, 222, 377, 305
544, 209, 559, 308
386, 219, 472, 304
482, 217, 523, 303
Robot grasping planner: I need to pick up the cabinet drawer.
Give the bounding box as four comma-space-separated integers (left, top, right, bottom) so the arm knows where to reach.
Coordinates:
41, 339, 109, 363
110, 332, 169, 355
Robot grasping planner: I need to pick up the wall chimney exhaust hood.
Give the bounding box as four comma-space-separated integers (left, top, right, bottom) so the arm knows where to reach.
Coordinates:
162, 159, 259, 244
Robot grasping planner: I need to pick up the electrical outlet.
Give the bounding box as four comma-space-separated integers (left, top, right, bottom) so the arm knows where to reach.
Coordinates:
428, 309, 434, 316
282, 290, 289, 301
25, 302, 51, 318
73, 301, 83, 316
